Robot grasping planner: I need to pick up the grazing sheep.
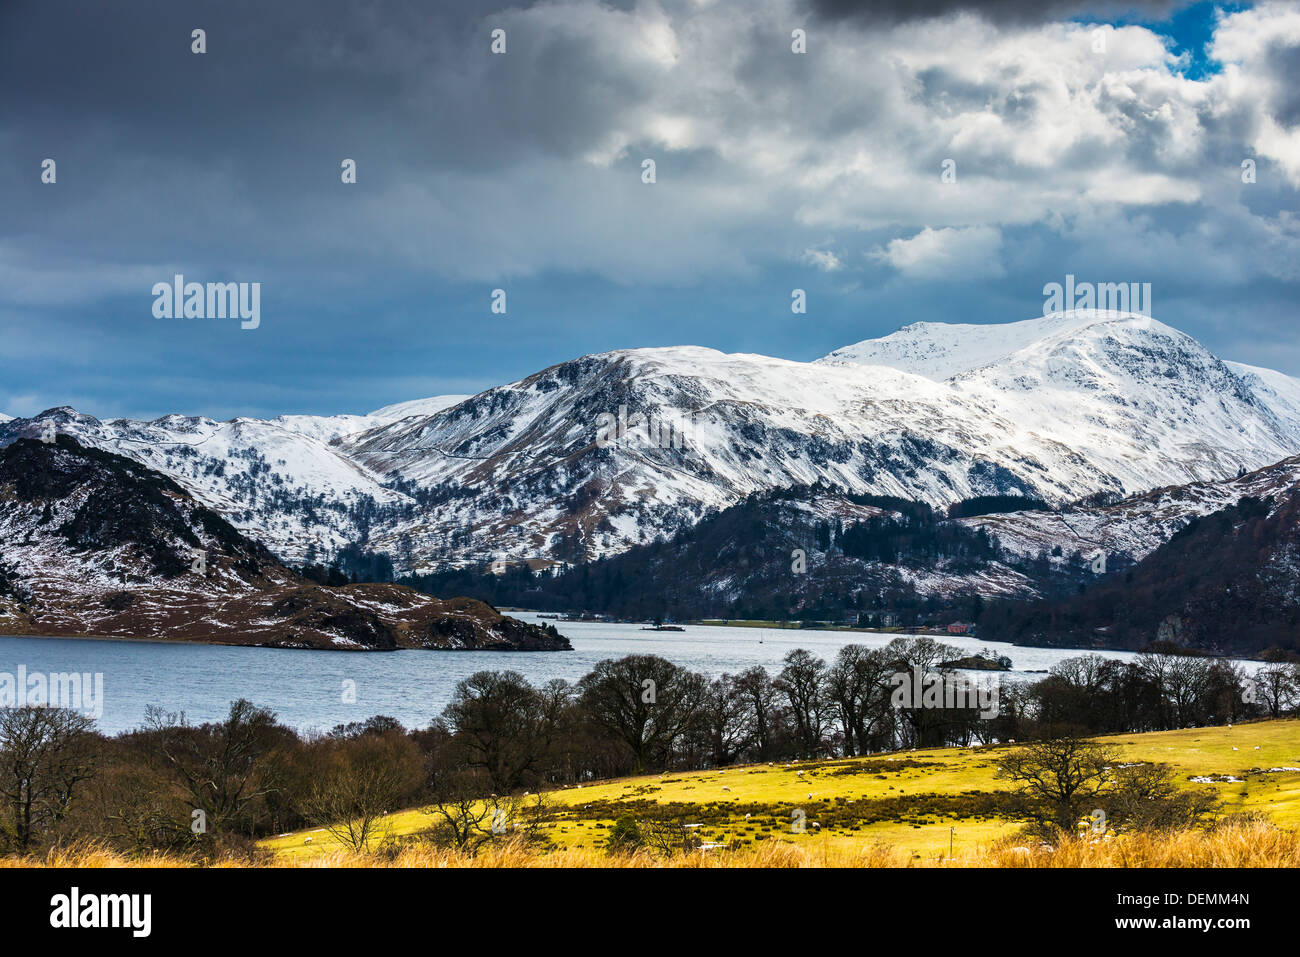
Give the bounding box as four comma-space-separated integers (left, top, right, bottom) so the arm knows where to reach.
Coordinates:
722, 786, 731, 792
304, 837, 313, 845
812, 822, 821, 830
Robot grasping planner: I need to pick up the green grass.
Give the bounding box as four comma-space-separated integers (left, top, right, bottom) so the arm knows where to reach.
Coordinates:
263, 718, 1300, 861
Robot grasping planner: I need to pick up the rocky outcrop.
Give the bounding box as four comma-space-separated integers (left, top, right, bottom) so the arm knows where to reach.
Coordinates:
0, 437, 570, 652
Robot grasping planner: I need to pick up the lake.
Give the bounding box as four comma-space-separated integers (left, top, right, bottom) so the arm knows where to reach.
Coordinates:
0, 614, 1257, 734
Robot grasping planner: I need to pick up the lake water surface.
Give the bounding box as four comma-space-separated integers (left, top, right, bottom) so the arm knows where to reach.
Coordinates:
0, 614, 1257, 734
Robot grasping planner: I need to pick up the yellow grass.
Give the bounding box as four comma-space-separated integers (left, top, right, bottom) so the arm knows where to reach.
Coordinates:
262, 717, 1300, 863
7, 718, 1296, 868
7, 820, 1300, 867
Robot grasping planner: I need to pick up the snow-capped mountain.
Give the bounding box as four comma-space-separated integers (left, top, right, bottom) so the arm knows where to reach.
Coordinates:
0, 397, 469, 567
819, 312, 1108, 379
821, 312, 1300, 491
3, 312, 1298, 573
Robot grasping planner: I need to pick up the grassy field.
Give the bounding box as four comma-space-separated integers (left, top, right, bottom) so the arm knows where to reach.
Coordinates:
9, 820, 1300, 867
263, 718, 1300, 864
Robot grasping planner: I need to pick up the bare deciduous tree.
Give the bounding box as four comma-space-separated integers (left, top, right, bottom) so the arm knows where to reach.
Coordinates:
0, 706, 98, 851
444, 670, 545, 792
578, 655, 706, 772
826, 645, 892, 756
734, 666, 779, 760
775, 649, 827, 759
1251, 664, 1300, 719
302, 732, 423, 850
995, 731, 1119, 837
146, 699, 285, 838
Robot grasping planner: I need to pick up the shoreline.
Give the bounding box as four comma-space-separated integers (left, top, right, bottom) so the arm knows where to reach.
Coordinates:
0, 631, 572, 654
517, 614, 1266, 663
682, 618, 1266, 661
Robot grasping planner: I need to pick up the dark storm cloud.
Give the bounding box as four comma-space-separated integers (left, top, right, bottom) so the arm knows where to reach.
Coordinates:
803, 0, 1185, 25
0, 0, 1297, 421
0, 0, 691, 214
0, 0, 694, 279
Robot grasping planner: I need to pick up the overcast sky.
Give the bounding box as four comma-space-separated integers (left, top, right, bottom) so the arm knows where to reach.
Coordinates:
1, 0, 1296, 419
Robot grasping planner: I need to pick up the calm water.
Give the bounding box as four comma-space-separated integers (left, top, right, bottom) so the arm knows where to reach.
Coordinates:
0, 614, 1254, 734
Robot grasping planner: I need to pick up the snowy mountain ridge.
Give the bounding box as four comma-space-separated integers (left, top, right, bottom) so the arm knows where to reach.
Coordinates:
3, 311, 1298, 574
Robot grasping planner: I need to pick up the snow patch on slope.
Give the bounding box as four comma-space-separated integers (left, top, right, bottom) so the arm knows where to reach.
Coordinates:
818, 312, 1113, 380
368, 395, 472, 421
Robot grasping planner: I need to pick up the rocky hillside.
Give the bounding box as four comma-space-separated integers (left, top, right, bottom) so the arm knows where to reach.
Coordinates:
958, 454, 1300, 568
0, 437, 569, 652
402, 457, 1300, 657
978, 491, 1300, 657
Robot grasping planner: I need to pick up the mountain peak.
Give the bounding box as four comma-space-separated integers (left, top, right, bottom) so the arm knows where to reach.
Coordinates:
819, 311, 1178, 381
